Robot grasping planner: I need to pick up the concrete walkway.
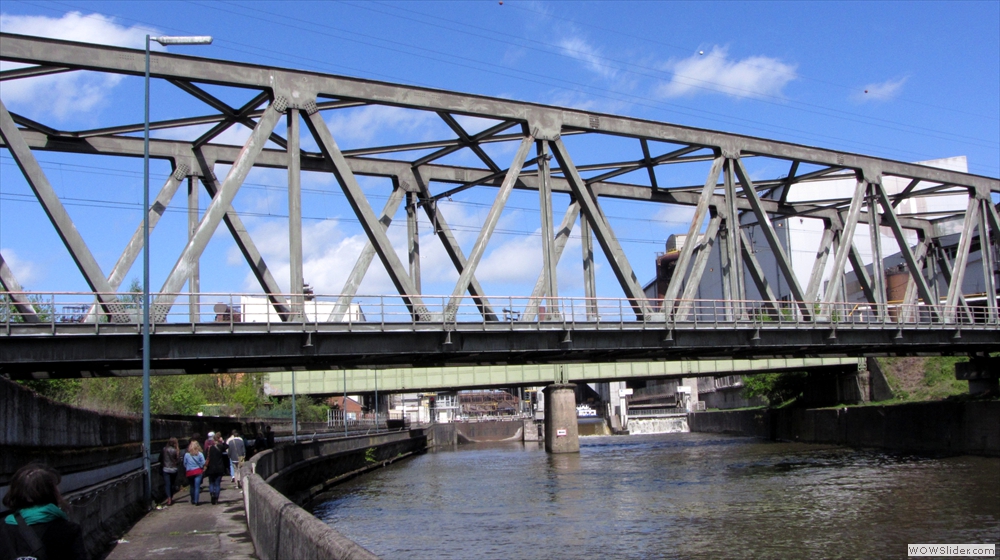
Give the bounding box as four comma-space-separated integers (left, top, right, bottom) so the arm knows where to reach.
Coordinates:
103, 478, 257, 559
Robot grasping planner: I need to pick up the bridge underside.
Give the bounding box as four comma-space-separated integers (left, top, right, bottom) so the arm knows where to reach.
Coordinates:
2, 323, 994, 380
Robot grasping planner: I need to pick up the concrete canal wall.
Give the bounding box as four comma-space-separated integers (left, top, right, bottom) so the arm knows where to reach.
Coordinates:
689, 400, 1000, 456
241, 430, 427, 560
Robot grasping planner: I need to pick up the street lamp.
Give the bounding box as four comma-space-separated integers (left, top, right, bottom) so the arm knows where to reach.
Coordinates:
143, 34, 212, 508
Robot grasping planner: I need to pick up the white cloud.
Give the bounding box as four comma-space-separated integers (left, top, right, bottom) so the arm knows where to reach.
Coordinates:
1, 248, 40, 288
0, 12, 156, 121
657, 46, 797, 99
557, 35, 617, 79
324, 105, 442, 148
854, 77, 908, 102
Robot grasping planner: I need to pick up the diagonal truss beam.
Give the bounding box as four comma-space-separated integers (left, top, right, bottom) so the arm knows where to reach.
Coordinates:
804, 222, 835, 303
944, 196, 981, 319
304, 108, 429, 319
0, 252, 39, 322
823, 179, 868, 304
872, 181, 938, 320
194, 155, 291, 319
329, 186, 406, 322
734, 157, 808, 316
551, 137, 650, 318
663, 157, 725, 313
0, 100, 117, 312
154, 99, 284, 316
411, 170, 497, 321
675, 214, 723, 321
107, 167, 187, 292
739, 228, 780, 314
445, 136, 534, 319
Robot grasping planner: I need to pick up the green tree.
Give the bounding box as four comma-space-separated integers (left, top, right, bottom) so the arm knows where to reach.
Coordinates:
742, 372, 808, 407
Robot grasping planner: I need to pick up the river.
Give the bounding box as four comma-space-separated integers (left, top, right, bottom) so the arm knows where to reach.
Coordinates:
311, 432, 1000, 559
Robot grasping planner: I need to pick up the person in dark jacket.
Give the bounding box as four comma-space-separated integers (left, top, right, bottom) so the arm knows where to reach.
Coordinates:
204, 434, 228, 505
264, 425, 275, 449
0, 463, 86, 560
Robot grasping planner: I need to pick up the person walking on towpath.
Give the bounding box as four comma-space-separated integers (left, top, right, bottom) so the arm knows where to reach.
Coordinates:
183, 441, 206, 506
204, 433, 228, 505
161, 437, 180, 506
226, 430, 246, 486
0, 463, 85, 560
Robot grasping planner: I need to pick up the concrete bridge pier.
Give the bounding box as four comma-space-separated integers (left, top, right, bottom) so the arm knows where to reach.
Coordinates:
956, 357, 1000, 396
544, 384, 579, 453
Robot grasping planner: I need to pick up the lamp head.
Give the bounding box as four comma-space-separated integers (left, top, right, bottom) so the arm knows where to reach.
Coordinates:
152, 36, 213, 46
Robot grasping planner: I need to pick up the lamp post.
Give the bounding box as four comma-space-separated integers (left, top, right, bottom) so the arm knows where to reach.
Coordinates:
143, 34, 212, 508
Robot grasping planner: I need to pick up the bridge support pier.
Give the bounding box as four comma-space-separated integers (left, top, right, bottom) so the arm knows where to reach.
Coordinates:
956, 357, 1000, 396
544, 384, 579, 454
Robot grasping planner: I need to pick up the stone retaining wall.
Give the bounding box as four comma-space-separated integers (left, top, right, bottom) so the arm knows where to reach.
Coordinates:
689, 400, 1000, 456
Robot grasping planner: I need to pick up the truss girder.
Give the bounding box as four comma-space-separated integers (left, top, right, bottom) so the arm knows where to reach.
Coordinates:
0, 32, 996, 334
2, 33, 994, 193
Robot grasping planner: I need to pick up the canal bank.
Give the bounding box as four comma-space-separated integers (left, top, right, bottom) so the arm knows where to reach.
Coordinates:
688, 399, 1000, 456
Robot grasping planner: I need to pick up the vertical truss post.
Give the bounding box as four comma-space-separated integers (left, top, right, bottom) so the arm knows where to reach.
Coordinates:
551, 138, 650, 318
824, 178, 868, 306
978, 198, 997, 322
287, 108, 303, 321
945, 195, 981, 322
406, 189, 421, 293
866, 180, 887, 319
935, 242, 971, 320
721, 158, 744, 319
537, 140, 559, 318
872, 182, 938, 322
305, 107, 429, 320
663, 157, 724, 316
445, 136, 534, 320
733, 157, 809, 319
187, 176, 200, 323
580, 207, 597, 320
155, 98, 285, 316
524, 202, 580, 322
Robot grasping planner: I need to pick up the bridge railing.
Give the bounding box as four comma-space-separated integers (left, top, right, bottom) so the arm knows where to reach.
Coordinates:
2, 291, 997, 331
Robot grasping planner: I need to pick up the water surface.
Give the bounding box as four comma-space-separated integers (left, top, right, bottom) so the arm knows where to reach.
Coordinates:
312, 433, 1000, 559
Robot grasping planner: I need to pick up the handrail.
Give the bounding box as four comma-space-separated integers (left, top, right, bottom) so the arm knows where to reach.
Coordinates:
2, 291, 997, 330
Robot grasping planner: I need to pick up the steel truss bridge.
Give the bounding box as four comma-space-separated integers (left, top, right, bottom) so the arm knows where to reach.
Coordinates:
1, 33, 998, 379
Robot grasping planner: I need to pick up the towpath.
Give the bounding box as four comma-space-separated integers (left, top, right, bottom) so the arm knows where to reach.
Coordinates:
103, 477, 256, 559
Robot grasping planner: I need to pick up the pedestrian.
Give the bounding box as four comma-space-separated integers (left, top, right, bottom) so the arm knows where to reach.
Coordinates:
226, 430, 246, 486
204, 431, 216, 453
204, 434, 227, 505
254, 431, 266, 455
183, 440, 206, 506
264, 425, 275, 449
0, 463, 85, 560
161, 437, 180, 506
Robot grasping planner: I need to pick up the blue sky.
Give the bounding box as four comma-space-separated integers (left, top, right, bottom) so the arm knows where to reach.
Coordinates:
1, 1, 998, 311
